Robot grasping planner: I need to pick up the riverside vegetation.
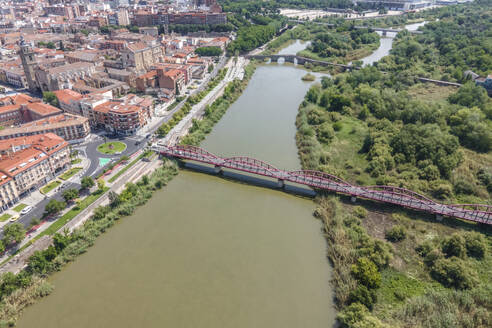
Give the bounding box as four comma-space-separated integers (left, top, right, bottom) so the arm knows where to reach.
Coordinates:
296, 2, 492, 327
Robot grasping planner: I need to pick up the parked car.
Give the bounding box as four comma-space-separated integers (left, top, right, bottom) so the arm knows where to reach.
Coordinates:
9, 216, 19, 222
20, 206, 33, 215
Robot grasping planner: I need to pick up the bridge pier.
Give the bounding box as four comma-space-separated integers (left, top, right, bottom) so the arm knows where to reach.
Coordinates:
277, 179, 285, 189
214, 165, 222, 174
350, 196, 357, 203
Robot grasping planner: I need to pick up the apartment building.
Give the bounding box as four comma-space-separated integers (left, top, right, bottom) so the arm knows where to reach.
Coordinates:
0, 94, 62, 127
93, 94, 153, 135
53, 89, 84, 116
0, 113, 90, 142
0, 133, 70, 209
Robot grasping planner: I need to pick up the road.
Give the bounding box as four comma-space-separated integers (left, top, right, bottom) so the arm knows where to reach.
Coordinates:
157, 56, 245, 146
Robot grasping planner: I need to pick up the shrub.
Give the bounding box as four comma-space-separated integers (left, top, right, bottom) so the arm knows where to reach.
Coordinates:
317, 122, 335, 143
385, 225, 407, 242
463, 231, 487, 259
351, 257, 381, 289
358, 239, 392, 269
348, 285, 377, 310
333, 121, 343, 131
442, 233, 467, 258
337, 303, 388, 328
453, 178, 477, 196
430, 257, 477, 289
352, 206, 367, 219
424, 248, 444, 267
415, 241, 434, 257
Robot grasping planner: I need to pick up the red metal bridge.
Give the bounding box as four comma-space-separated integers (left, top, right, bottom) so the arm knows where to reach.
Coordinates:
155, 145, 492, 225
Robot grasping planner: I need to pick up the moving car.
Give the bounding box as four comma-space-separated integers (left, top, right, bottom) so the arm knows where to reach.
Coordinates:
20, 206, 33, 215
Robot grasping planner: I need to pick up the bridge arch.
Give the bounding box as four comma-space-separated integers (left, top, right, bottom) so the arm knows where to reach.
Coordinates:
222, 156, 282, 177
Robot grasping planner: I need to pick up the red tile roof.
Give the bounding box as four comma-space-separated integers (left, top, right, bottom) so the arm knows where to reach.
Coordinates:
26, 102, 62, 116
53, 89, 83, 104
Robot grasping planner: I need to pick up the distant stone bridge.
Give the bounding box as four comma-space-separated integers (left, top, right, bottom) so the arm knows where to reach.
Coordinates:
245, 54, 355, 70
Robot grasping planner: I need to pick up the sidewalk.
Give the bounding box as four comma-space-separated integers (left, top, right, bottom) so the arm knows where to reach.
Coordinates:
0, 155, 90, 230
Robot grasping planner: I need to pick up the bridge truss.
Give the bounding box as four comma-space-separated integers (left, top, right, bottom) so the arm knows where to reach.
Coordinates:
156, 145, 492, 225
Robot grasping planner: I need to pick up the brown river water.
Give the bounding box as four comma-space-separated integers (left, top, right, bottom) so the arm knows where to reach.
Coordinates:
18, 41, 336, 328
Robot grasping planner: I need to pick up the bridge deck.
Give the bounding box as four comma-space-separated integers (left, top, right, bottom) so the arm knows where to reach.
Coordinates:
153, 145, 492, 226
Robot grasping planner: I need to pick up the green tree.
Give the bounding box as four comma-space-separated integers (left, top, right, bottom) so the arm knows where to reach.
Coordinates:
348, 285, 377, 310
44, 199, 66, 216
195, 46, 222, 57
81, 176, 95, 190
97, 179, 105, 191
43, 91, 59, 107
62, 188, 79, 202
351, 257, 381, 289
53, 233, 70, 253
448, 82, 489, 108
3, 223, 26, 245
27, 251, 50, 275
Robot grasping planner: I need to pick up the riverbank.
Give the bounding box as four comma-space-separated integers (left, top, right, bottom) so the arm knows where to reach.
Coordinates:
181, 62, 256, 146
293, 13, 492, 328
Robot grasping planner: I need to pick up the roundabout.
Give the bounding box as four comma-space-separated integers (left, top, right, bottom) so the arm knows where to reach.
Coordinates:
97, 141, 127, 155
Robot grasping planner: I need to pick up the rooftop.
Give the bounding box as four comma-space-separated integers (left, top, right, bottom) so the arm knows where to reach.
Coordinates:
53, 89, 83, 104
0, 113, 88, 138
26, 102, 62, 116
0, 132, 68, 155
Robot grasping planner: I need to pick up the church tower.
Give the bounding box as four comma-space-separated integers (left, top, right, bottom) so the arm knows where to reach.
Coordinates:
18, 36, 38, 92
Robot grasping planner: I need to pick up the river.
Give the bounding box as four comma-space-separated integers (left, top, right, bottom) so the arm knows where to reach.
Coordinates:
18, 21, 425, 326
18, 41, 336, 328
360, 21, 427, 66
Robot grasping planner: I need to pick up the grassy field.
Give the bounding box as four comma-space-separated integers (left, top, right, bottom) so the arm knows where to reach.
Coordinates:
97, 141, 127, 155
12, 203, 27, 213
407, 83, 458, 103
59, 167, 82, 180
40, 180, 61, 194
0, 213, 11, 222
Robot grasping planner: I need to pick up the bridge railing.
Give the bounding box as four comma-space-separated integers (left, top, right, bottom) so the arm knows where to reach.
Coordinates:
156, 145, 492, 225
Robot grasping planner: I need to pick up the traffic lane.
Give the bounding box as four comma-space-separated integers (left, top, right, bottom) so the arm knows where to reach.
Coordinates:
1, 181, 80, 235
82, 135, 142, 178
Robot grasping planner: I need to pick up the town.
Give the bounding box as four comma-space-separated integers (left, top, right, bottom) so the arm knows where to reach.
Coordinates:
0, 0, 243, 238
0, 0, 490, 327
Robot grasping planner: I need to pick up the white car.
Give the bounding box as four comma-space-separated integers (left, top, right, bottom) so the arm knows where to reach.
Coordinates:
20, 206, 33, 215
